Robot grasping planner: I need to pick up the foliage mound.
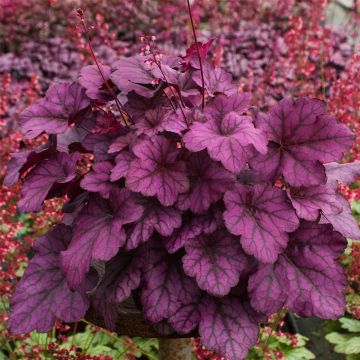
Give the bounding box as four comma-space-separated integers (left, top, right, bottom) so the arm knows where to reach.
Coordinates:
5, 18, 360, 357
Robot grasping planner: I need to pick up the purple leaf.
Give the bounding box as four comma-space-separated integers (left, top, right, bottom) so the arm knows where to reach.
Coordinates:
237, 168, 262, 186
4, 151, 32, 186
164, 207, 222, 253
193, 62, 237, 97
19, 82, 90, 138
320, 195, 360, 239
93, 111, 121, 134
288, 184, 342, 221
183, 230, 249, 296
78, 64, 112, 102
18, 152, 78, 212
184, 111, 267, 173
4, 146, 50, 186
141, 242, 199, 323
199, 296, 259, 360
90, 252, 142, 330
205, 93, 252, 120
135, 106, 172, 136
60, 189, 144, 289
108, 131, 135, 154
124, 91, 168, 122
250, 98, 355, 186
57, 127, 88, 153
9, 225, 89, 334
126, 200, 181, 250
177, 152, 234, 214
34, 224, 72, 255
110, 56, 160, 97
110, 150, 135, 181
80, 161, 115, 198
248, 264, 286, 315
224, 183, 299, 263
325, 161, 360, 190
168, 302, 200, 335
163, 108, 190, 135
126, 135, 189, 206
183, 39, 214, 68
174, 72, 200, 99
249, 221, 347, 318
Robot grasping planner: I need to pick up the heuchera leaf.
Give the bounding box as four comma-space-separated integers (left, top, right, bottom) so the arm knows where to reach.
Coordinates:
184, 109, 267, 173
90, 252, 142, 330
57, 127, 88, 153
18, 152, 78, 212
205, 93, 252, 119
60, 189, 144, 289
168, 302, 200, 335
237, 168, 262, 186
141, 241, 199, 323
250, 98, 355, 186
108, 132, 135, 154
183, 230, 249, 296
164, 109, 191, 135
9, 225, 89, 334
135, 106, 172, 136
19, 82, 90, 138
288, 184, 342, 221
164, 207, 222, 253
325, 161, 360, 190
177, 151, 234, 213
110, 56, 160, 97
93, 111, 121, 134
248, 221, 347, 318
320, 195, 360, 239
79, 64, 112, 102
224, 183, 299, 263
199, 296, 259, 360
110, 150, 135, 181
4, 146, 50, 186
126, 135, 189, 206
193, 62, 237, 97
126, 199, 181, 250
183, 39, 214, 68
80, 161, 115, 198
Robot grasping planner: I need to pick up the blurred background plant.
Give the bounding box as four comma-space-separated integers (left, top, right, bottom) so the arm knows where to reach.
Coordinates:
0, 0, 359, 359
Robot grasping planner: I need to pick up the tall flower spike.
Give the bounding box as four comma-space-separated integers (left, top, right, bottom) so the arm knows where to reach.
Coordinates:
186, 0, 205, 109
76, 8, 130, 125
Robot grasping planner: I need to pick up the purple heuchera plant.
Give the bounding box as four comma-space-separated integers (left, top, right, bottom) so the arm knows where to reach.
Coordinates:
7, 41, 360, 360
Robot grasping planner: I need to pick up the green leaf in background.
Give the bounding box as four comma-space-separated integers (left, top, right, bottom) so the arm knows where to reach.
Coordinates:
351, 200, 360, 223
295, 335, 310, 348
340, 318, 360, 333
63, 332, 90, 349
87, 344, 118, 356
326, 333, 360, 354
284, 347, 315, 359
326, 332, 349, 344
350, 201, 360, 215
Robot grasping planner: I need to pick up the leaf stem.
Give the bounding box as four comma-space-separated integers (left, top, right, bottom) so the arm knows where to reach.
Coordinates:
186, 0, 205, 109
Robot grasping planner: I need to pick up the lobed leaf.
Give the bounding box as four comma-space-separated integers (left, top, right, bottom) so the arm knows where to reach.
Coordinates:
19, 82, 90, 138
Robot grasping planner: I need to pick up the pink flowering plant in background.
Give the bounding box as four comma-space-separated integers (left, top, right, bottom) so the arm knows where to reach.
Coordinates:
1, 2, 360, 360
